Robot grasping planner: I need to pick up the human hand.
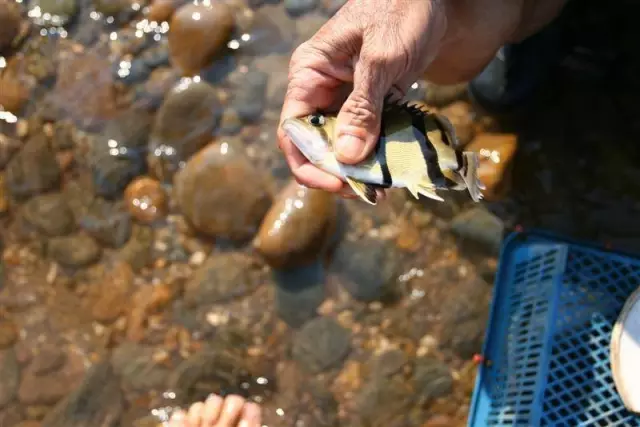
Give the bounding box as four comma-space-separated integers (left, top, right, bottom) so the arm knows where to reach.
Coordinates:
277, 0, 449, 199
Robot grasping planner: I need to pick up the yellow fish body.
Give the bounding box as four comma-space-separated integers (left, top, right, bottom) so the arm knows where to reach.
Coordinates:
281, 99, 485, 205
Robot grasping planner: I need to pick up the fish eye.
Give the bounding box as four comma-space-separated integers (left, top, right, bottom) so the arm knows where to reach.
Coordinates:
308, 114, 325, 127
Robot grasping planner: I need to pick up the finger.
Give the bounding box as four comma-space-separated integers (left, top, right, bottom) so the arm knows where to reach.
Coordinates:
201, 394, 224, 426
238, 402, 262, 427
168, 410, 186, 427
186, 402, 204, 427
216, 395, 245, 427
334, 48, 396, 164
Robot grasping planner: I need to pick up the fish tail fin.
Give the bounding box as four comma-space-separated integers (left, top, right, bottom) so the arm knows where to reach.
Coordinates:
461, 151, 485, 202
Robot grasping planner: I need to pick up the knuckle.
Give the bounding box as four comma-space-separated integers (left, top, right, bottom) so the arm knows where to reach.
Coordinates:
343, 92, 378, 126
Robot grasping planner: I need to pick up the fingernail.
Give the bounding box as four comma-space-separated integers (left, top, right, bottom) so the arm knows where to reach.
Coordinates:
336, 135, 364, 161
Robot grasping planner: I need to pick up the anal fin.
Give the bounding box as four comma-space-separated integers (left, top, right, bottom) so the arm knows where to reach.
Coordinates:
345, 176, 378, 205
405, 175, 445, 202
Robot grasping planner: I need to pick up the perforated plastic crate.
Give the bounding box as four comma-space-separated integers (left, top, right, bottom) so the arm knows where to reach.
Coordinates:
468, 230, 640, 426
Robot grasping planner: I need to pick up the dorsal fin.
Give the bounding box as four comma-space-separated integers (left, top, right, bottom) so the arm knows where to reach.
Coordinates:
382, 93, 433, 122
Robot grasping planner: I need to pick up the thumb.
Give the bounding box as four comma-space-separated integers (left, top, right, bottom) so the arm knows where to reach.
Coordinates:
334, 54, 395, 164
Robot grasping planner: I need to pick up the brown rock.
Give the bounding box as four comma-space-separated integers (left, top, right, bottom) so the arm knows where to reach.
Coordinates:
168, 2, 235, 75
0, 173, 7, 214
18, 350, 85, 406
253, 179, 338, 269
16, 421, 41, 427
175, 141, 273, 241
6, 133, 61, 199
89, 261, 134, 323
47, 50, 118, 131
0, 73, 28, 113
0, 0, 21, 52
124, 177, 168, 224
147, 0, 179, 22
0, 349, 19, 408
465, 132, 518, 201
148, 79, 222, 182
439, 101, 475, 147
0, 320, 17, 349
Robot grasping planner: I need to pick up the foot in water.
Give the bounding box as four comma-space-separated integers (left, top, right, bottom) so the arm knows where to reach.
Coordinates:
167, 393, 262, 427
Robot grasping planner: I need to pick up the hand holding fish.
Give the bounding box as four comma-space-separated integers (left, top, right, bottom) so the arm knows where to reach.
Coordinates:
277, 0, 568, 202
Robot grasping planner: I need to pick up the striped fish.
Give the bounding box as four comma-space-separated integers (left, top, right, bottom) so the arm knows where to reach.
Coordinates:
280, 98, 485, 205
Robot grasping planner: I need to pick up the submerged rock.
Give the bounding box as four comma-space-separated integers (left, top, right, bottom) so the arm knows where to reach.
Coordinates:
273, 262, 326, 326
330, 236, 402, 302
48, 233, 102, 267
80, 198, 132, 248
22, 193, 75, 237
254, 179, 338, 269
450, 206, 505, 253
111, 343, 170, 391
148, 79, 222, 182
0, 0, 22, 52
29, 0, 78, 27
184, 252, 266, 306
6, 133, 61, 199
292, 316, 350, 373
0, 73, 29, 114
440, 101, 476, 147
466, 132, 518, 200
0, 349, 19, 408
41, 361, 124, 427
284, 0, 317, 17
124, 176, 168, 223
168, 2, 235, 75
90, 109, 152, 199
175, 141, 273, 241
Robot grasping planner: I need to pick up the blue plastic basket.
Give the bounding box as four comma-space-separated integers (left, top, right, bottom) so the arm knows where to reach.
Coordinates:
468, 230, 640, 427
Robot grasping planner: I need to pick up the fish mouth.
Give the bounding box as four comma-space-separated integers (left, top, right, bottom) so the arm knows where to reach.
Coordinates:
281, 118, 328, 164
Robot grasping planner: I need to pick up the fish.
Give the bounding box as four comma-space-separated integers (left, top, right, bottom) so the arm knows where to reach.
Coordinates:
280, 96, 485, 205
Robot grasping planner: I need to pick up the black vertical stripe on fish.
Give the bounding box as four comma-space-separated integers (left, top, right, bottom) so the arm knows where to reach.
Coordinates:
377, 116, 393, 187
455, 150, 464, 172
432, 116, 452, 147
411, 113, 446, 186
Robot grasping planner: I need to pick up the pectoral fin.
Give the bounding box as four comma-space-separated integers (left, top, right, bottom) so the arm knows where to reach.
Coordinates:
345, 176, 378, 205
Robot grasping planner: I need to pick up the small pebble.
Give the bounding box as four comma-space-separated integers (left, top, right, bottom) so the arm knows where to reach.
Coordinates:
124, 176, 168, 224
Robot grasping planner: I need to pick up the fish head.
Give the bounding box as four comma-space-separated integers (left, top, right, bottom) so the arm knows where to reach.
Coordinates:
281, 113, 338, 166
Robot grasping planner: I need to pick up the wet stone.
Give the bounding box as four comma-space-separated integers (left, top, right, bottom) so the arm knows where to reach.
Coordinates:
41, 361, 124, 427
90, 109, 153, 199
371, 349, 408, 379
450, 207, 505, 253
30, 346, 66, 376
80, 199, 132, 248
124, 176, 168, 224
356, 375, 413, 427
0, 348, 19, 408
440, 101, 476, 147
0, 134, 21, 169
168, 2, 235, 76
18, 349, 85, 406
111, 343, 170, 392
412, 357, 453, 404
0, 0, 22, 52
47, 233, 101, 267
273, 262, 326, 327
0, 73, 29, 114
184, 252, 267, 307
254, 180, 338, 269
0, 404, 23, 426
466, 132, 518, 200
29, 0, 78, 27
292, 316, 350, 373
217, 109, 243, 135
176, 142, 273, 241
6, 133, 61, 200
231, 69, 268, 123
0, 320, 17, 349
284, 0, 317, 17
117, 224, 154, 271
167, 347, 249, 405
330, 236, 402, 302
22, 193, 75, 237
148, 80, 222, 182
